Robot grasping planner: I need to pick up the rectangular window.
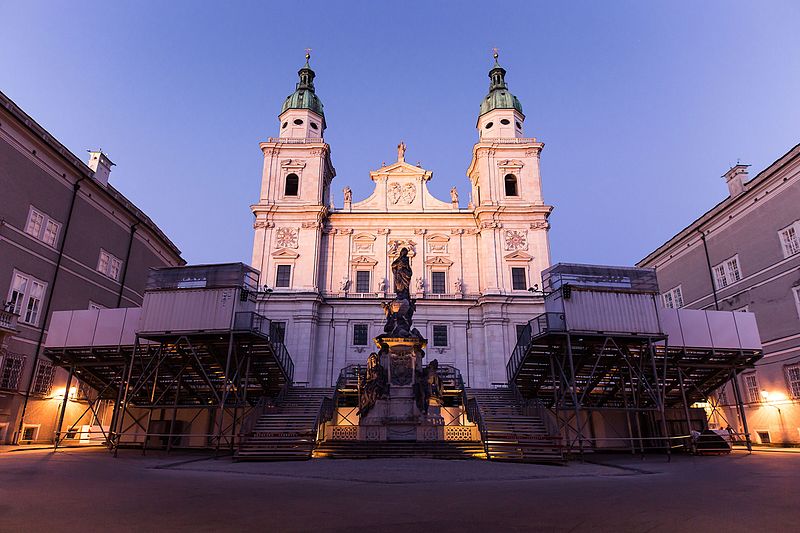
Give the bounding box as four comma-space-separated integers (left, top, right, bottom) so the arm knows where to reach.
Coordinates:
21, 425, 39, 442
713, 256, 742, 289
353, 324, 369, 346
793, 287, 800, 320
355, 270, 371, 293
757, 431, 771, 444
716, 386, 728, 406
785, 365, 800, 399
662, 286, 684, 309
7, 271, 47, 326
97, 250, 123, 281
779, 223, 800, 258
430, 271, 446, 294
432, 325, 448, 347
511, 267, 527, 291
31, 359, 55, 397
25, 209, 44, 238
270, 321, 286, 343
275, 265, 291, 288
743, 374, 760, 403
516, 324, 531, 346
25, 207, 61, 247
0, 352, 26, 390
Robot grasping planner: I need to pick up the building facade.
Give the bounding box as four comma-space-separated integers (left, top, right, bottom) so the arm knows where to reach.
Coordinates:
0, 90, 184, 444
251, 56, 553, 388
639, 144, 800, 445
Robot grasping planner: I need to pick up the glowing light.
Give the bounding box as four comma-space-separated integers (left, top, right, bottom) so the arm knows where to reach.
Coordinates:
53, 386, 77, 400
760, 390, 788, 404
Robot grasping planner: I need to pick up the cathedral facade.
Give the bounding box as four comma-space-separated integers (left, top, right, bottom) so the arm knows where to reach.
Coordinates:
251, 55, 552, 388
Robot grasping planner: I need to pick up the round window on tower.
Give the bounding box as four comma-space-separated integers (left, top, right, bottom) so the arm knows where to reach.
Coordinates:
282, 122, 288, 129
293, 119, 304, 125
310, 122, 319, 130
485, 122, 494, 129
500, 119, 510, 125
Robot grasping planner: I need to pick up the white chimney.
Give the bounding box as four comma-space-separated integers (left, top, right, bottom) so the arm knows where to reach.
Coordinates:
723, 164, 749, 197
87, 150, 115, 186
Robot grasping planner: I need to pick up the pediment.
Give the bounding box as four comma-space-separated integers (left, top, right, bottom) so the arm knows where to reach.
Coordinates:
427, 234, 450, 242
353, 232, 376, 242
350, 255, 378, 266
272, 248, 300, 259
424, 256, 453, 266
504, 251, 533, 262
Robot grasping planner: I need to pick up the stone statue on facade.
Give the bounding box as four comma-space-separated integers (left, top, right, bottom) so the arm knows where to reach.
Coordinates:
378, 278, 386, 292
454, 279, 463, 295
391, 247, 412, 300
343, 186, 352, 203
450, 186, 458, 203
357, 351, 389, 418
340, 277, 350, 291
397, 141, 406, 162
414, 358, 442, 415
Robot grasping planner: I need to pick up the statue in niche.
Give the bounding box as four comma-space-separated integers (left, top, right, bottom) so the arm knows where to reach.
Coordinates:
415, 277, 424, 293
450, 187, 458, 203
391, 247, 412, 300
357, 351, 389, 418
340, 277, 350, 291
454, 279, 463, 294
414, 358, 442, 415
343, 186, 352, 203
378, 278, 386, 292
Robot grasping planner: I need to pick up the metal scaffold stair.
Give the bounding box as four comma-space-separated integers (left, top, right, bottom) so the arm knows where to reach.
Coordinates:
235, 387, 332, 461
467, 388, 564, 463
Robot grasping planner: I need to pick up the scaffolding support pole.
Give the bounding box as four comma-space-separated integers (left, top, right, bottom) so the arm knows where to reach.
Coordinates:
215, 331, 236, 456
729, 368, 752, 453
649, 341, 671, 460
565, 334, 584, 458
53, 365, 75, 451
114, 338, 139, 458
677, 365, 696, 454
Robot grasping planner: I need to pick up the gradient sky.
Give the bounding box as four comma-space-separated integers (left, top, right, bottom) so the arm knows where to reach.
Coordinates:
3, 1, 799, 267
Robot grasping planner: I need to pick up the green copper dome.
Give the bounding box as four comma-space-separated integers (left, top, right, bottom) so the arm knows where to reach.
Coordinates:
478, 59, 523, 117
280, 57, 325, 118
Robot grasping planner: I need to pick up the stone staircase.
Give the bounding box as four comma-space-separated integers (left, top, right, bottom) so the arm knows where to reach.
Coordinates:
467, 388, 564, 463
313, 440, 486, 459
235, 387, 333, 461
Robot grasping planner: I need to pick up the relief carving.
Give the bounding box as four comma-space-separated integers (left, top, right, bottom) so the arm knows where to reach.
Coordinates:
388, 182, 416, 204
275, 227, 299, 248
504, 230, 528, 251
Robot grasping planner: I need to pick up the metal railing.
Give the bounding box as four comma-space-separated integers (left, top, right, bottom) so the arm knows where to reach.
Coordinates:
0, 308, 19, 332
480, 137, 538, 144
506, 312, 566, 383
233, 312, 294, 383
266, 137, 324, 144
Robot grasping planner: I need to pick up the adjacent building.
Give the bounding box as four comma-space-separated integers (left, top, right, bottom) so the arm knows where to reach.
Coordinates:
638, 143, 800, 445
251, 55, 553, 388
0, 90, 184, 444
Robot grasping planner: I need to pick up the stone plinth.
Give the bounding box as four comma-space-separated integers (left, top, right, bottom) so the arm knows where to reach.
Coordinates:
356, 335, 445, 442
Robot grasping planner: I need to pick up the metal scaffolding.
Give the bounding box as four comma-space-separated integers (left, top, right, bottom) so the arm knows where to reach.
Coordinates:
507, 312, 761, 457
44, 311, 294, 455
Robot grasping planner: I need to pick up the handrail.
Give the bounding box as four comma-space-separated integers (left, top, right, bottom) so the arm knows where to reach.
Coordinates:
506, 312, 566, 383
233, 312, 295, 383
466, 397, 490, 458
0, 308, 19, 332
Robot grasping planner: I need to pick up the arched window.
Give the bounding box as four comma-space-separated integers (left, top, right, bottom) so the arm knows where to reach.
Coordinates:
504, 174, 518, 197
284, 173, 299, 196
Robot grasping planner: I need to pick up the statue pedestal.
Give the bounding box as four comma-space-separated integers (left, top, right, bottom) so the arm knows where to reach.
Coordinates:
356, 335, 450, 442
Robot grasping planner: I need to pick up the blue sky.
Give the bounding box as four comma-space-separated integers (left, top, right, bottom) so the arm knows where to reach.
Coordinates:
3, 1, 799, 266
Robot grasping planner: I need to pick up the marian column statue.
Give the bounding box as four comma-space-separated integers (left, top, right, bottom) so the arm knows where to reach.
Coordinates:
391, 247, 412, 300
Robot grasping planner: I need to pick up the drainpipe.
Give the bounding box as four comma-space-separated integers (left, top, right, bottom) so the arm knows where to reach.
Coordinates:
698, 228, 720, 310
15, 177, 85, 443
115, 221, 140, 308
